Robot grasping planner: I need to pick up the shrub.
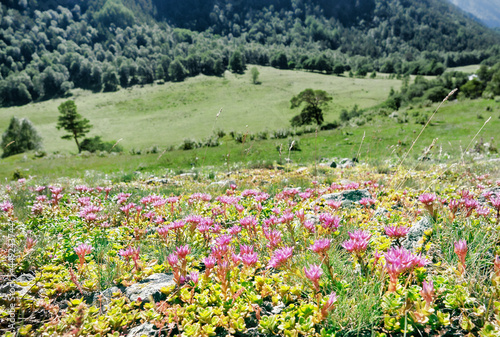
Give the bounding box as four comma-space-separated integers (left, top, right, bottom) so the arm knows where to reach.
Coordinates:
80, 136, 123, 153
321, 121, 339, 130
179, 138, 199, 150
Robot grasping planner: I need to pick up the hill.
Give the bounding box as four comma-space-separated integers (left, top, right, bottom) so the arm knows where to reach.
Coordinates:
1, 0, 500, 108
449, 0, 500, 28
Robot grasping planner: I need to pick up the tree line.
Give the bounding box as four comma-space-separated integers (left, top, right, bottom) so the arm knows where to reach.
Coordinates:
1, 0, 500, 107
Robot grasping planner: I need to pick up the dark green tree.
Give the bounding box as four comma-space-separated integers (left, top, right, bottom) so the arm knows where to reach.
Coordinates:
229, 50, 245, 74
56, 100, 92, 153
290, 89, 332, 126
169, 59, 188, 82
1, 116, 42, 158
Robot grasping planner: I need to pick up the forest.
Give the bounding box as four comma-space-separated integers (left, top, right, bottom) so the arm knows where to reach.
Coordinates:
1, 0, 500, 107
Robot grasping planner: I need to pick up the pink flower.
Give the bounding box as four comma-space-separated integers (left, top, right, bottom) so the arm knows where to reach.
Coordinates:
0, 201, 13, 213
326, 200, 342, 210
303, 220, 316, 233
204, 256, 216, 269
240, 216, 257, 229
359, 198, 376, 207
75, 244, 92, 266
264, 229, 282, 249
384, 225, 410, 239
176, 245, 191, 259
420, 280, 434, 307
25, 237, 37, 251
167, 253, 179, 267
418, 193, 436, 206
494, 256, 500, 277
241, 252, 259, 267
476, 207, 490, 216
309, 239, 331, 255
324, 292, 337, 311
304, 264, 323, 290
454, 240, 467, 273
267, 246, 294, 269
318, 213, 341, 230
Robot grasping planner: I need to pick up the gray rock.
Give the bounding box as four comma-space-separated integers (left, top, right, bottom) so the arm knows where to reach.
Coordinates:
127, 323, 157, 337
339, 158, 356, 168
374, 207, 389, 217
402, 216, 433, 251
125, 273, 174, 303
93, 286, 121, 308
209, 179, 236, 189
319, 189, 371, 208
146, 178, 169, 185
271, 303, 285, 315
16, 274, 34, 283
179, 173, 197, 178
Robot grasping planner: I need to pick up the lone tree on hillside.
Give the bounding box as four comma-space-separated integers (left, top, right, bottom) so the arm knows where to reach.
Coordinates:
290, 89, 332, 127
56, 100, 92, 153
1, 116, 42, 158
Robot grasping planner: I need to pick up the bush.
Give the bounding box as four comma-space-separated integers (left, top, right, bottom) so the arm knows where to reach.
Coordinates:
179, 138, 199, 150
321, 121, 339, 130
80, 136, 123, 153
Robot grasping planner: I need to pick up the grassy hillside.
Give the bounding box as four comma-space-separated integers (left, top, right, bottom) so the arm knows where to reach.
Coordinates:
1, 97, 499, 181
0, 66, 401, 153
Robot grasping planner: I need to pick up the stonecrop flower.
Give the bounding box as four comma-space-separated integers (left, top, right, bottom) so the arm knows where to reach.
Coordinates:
454, 239, 467, 274
420, 280, 435, 308
384, 225, 410, 239
267, 246, 294, 269
418, 193, 436, 206
318, 213, 341, 230
304, 264, 323, 291
309, 239, 331, 255
75, 244, 92, 267
342, 230, 371, 254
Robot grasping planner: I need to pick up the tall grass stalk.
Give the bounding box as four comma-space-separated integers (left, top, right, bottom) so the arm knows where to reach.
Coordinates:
396, 88, 457, 170
202, 108, 222, 168
463, 116, 492, 163
355, 131, 365, 161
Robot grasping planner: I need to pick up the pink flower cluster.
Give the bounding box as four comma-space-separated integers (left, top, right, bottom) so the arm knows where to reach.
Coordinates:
342, 230, 371, 255
267, 246, 294, 269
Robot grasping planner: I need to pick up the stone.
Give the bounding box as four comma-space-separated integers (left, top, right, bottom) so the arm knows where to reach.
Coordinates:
16, 274, 35, 283
319, 189, 371, 208
125, 273, 175, 303
209, 180, 236, 189
93, 286, 121, 308
402, 216, 433, 251
374, 207, 389, 217
127, 322, 157, 337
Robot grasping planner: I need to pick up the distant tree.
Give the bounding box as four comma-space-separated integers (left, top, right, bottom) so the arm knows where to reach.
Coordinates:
56, 100, 92, 153
169, 59, 188, 82
271, 52, 288, 69
229, 50, 245, 74
1, 116, 42, 158
290, 89, 332, 127
332, 64, 344, 75
102, 69, 119, 92
251, 67, 260, 84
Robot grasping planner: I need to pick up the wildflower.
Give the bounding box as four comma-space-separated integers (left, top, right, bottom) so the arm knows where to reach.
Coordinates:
420, 280, 435, 308
188, 271, 199, 285
304, 264, 323, 291
309, 239, 331, 255
25, 237, 37, 251
476, 207, 490, 216
303, 220, 316, 233
419, 193, 436, 206
321, 292, 337, 319
384, 247, 428, 292
384, 225, 410, 239
0, 201, 14, 213
318, 213, 341, 231
326, 199, 342, 210
359, 197, 376, 207
454, 239, 467, 274
267, 246, 294, 269
241, 252, 259, 267
74, 244, 92, 268
264, 229, 282, 249
240, 216, 257, 230
342, 230, 371, 255
175, 245, 191, 260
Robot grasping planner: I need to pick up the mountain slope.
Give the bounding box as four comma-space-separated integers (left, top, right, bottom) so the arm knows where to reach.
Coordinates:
449, 0, 500, 28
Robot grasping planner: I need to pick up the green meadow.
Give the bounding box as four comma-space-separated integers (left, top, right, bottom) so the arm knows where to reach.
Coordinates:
1, 66, 499, 181
0, 66, 401, 152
